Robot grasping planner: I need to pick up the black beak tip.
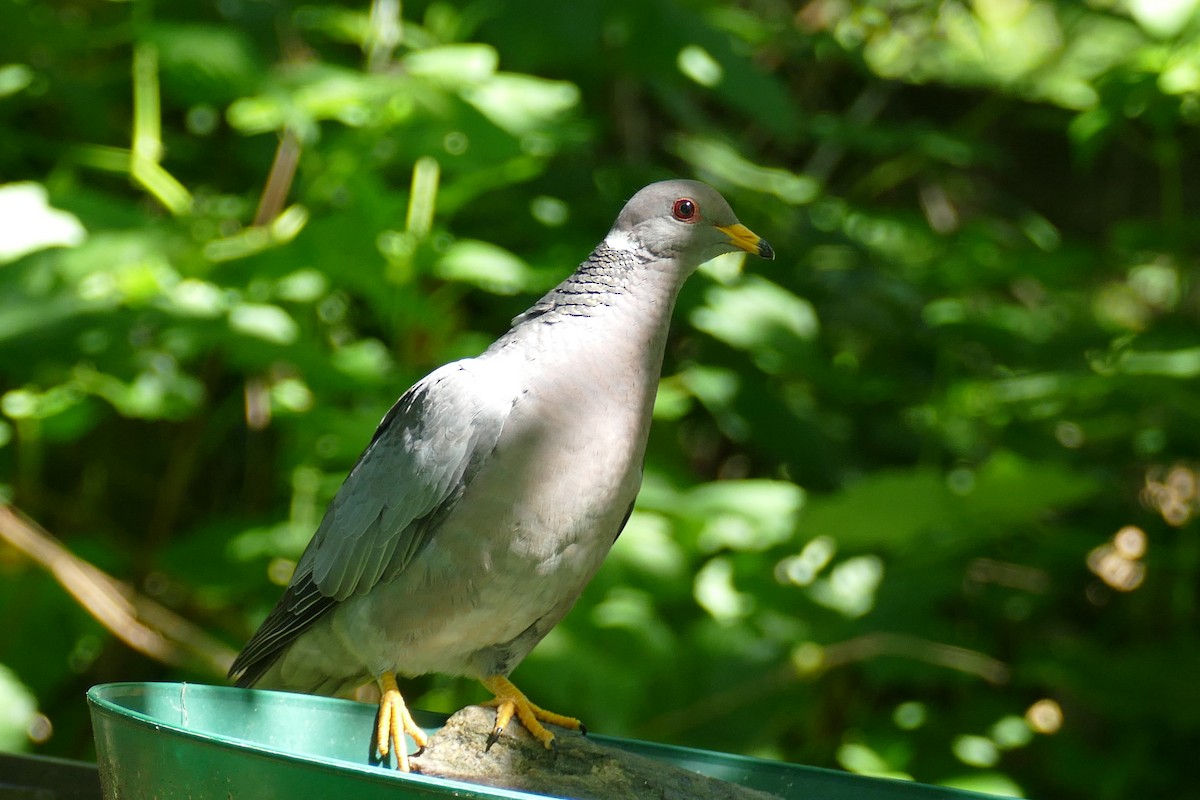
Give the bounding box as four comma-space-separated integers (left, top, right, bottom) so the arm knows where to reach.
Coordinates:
758, 239, 775, 260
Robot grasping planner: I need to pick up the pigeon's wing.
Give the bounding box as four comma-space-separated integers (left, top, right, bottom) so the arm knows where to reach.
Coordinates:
229, 360, 509, 686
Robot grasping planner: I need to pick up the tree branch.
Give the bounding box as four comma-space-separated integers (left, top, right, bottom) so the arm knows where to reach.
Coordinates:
0, 504, 236, 676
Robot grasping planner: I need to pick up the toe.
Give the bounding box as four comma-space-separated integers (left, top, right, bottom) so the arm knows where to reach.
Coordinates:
375, 674, 427, 772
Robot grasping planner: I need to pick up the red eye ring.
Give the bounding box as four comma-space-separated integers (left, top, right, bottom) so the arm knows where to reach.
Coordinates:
672, 197, 698, 222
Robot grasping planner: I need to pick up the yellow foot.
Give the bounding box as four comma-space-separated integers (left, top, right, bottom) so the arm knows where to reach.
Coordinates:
479, 675, 585, 753
374, 673, 429, 772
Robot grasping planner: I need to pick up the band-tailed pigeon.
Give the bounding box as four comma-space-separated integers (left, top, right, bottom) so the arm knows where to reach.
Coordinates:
230, 179, 774, 770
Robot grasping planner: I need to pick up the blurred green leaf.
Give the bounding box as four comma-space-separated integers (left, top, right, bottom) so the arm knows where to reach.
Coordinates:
461, 74, 580, 135
0, 64, 33, 98
402, 44, 499, 87
0, 183, 86, 264
799, 453, 1100, 549
229, 303, 300, 345
149, 24, 259, 103
0, 664, 37, 752
435, 239, 536, 295
691, 275, 819, 372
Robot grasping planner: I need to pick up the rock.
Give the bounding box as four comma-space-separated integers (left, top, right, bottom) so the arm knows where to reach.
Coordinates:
411, 705, 780, 800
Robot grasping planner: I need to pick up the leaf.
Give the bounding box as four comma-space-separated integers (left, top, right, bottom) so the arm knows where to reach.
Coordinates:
676, 136, 819, 205
0, 663, 37, 751
149, 24, 259, 103
686, 479, 805, 552
0, 183, 86, 264
402, 44, 499, 88
228, 303, 299, 345
1116, 346, 1200, 378
434, 239, 536, 295
799, 453, 1101, 550
0, 64, 33, 99
692, 275, 819, 353
461, 74, 580, 136
1126, 0, 1200, 38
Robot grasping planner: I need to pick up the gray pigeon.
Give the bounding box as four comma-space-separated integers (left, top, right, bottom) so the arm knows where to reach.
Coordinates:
229, 179, 774, 771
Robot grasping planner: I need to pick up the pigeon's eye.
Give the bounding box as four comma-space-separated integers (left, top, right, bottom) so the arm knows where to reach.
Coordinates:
672, 198, 697, 222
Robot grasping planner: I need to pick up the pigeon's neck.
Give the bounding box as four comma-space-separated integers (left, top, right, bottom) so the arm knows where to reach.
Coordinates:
510, 237, 688, 332
487, 236, 691, 383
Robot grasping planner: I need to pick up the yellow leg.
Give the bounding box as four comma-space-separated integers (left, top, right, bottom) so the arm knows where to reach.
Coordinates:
480, 675, 584, 752
374, 673, 429, 772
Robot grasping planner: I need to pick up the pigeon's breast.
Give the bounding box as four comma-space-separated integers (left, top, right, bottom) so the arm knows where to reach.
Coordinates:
343, 337, 659, 676
444, 345, 655, 586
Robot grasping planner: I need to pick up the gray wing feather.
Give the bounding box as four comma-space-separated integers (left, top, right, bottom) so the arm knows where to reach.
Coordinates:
303, 360, 504, 600
229, 359, 508, 685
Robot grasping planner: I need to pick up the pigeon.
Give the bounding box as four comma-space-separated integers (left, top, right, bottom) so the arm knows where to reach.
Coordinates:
229, 179, 774, 771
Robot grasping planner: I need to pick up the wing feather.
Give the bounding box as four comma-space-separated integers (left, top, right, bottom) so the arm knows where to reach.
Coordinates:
229, 360, 509, 686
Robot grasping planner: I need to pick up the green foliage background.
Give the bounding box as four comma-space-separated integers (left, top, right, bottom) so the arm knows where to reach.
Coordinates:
1, 1, 1198, 797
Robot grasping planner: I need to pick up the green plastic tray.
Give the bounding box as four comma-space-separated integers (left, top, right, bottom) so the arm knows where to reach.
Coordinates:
87, 682, 989, 799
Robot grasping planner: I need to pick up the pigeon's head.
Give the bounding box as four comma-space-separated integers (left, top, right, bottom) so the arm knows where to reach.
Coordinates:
607, 179, 775, 268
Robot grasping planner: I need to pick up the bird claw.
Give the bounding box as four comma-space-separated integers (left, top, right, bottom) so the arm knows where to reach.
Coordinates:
479, 675, 582, 755
485, 693, 518, 752
375, 674, 428, 772
486, 717, 560, 761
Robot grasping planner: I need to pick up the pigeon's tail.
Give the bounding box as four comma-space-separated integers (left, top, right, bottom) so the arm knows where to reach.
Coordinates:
229, 656, 274, 689
229, 573, 337, 688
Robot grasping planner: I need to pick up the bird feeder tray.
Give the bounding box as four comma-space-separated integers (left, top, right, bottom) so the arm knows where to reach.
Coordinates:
87, 682, 989, 800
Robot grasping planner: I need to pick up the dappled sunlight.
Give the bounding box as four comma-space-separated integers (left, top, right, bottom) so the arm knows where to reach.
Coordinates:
1093, 260, 1183, 332
1142, 464, 1198, 527
1087, 526, 1147, 593
808, 554, 884, 618
1025, 699, 1062, 735
267, 557, 297, 588
774, 535, 836, 587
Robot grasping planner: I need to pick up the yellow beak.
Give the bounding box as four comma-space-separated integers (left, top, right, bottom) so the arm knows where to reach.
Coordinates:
717, 223, 775, 260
